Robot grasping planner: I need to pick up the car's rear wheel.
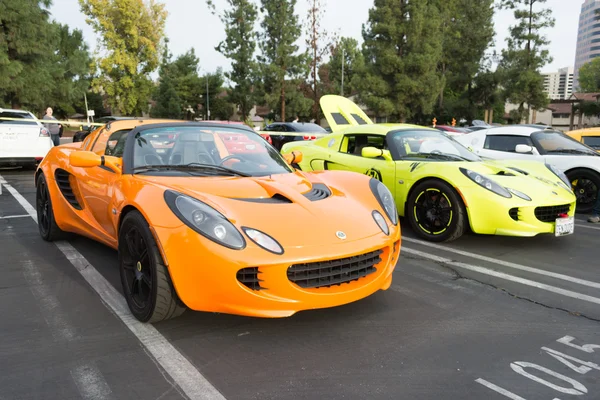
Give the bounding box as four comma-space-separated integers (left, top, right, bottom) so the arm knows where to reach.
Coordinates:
119, 210, 186, 323
36, 173, 67, 241
567, 168, 600, 214
406, 180, 466, 242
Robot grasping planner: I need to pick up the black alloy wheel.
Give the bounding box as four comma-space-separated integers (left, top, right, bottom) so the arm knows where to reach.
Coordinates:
35, 173, 66, 241
566, 169, 600, 214
118, 210, 186, 323
406, 179, 467, 242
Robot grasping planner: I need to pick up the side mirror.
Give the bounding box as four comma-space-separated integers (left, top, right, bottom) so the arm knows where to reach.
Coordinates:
361, 146, 393, 161
70, 151, 122, 173
283, 151, 303, 165
515, 144, 534, 154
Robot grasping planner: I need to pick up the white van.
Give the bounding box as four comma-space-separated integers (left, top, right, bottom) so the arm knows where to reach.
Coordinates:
0, 109, 54, 168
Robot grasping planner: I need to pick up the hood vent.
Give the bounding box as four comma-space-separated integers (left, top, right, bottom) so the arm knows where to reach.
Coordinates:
507, 167, 529, 175
496, 170, 516, 176
234, 193, 292, 204
302, 183, 331, 201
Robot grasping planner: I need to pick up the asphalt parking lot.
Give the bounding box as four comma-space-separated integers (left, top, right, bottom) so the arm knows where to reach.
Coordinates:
1, 163, 600, 400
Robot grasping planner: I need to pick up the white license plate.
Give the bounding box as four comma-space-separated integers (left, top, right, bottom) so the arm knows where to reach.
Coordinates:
555, 216, 574, 237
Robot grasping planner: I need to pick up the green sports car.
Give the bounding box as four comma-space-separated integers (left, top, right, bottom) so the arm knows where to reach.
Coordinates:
280, 95, 577, 242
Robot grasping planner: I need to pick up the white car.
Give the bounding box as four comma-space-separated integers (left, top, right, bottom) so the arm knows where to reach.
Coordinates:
0, 109, 54, 168
454, 125, 600, 213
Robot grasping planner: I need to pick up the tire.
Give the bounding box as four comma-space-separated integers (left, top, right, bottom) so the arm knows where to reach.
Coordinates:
406, 179, 467, 242
566, 168, 600, 214
36, 173, 68, 241
118, 210, 186, 323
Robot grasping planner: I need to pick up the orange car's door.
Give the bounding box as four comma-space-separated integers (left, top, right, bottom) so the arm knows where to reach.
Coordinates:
72, 130, 128, 239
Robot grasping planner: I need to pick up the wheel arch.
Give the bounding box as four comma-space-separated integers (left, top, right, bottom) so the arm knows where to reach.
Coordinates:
404, 176, 471, 230
564, 166, 600, 178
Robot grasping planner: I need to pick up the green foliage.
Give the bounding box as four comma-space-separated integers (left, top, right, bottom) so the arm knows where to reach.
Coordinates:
258, 0, 309, 121
0, 0, 91, 114
151, 44, 182, 119
577, 58, 600, 93
319, 37, 364, 98
199, 69, 234, 121
79, 0, 168, 116
496, 0, 555, 121
356, 0, 444, 122
212, 0, 258, 120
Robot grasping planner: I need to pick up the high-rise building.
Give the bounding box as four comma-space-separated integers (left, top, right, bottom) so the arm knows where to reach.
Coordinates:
542, 67, 574, 100
574, 0, 600, 90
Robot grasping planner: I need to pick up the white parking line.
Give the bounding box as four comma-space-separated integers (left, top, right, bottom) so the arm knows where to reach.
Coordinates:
70, 364, 115, 400
576, 223, 600, 231
403, 247, 600, 306
403, 237, 600, 290
0, 174, 226, 400
0, 214, 30, 219
475, 378, 526, 400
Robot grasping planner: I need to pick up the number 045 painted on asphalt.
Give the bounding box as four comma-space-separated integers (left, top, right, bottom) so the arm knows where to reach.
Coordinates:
476, 335, 600, 399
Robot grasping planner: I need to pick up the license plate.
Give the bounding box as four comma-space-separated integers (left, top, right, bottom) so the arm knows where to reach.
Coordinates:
555, 216, 574, 237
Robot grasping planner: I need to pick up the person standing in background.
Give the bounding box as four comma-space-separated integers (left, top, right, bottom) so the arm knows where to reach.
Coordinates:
42, 107, 61, 146
588, 190, 600, 223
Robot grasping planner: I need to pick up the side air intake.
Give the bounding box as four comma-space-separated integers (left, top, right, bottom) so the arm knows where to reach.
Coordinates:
54, 169, 82, 210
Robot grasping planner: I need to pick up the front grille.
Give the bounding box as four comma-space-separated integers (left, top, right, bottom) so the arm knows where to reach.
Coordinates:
509, 208, 519, 221
236, 267, 264, 291
54, 169, 82, 210
534, 204, 571, 223
303, 183, 331, 201
287, 249, 383, 289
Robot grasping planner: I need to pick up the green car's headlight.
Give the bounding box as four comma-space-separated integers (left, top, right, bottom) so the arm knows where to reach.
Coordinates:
507, 188, 532, 201
369, 178, 398, 225
164, 190, 246, 250
460, 168, 512, 198
545, 163, 572, 191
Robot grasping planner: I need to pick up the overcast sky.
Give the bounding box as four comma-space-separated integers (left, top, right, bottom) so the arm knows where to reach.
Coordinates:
49, 0, 580, 78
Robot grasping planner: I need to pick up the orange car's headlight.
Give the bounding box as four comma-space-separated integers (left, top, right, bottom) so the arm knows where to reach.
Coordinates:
164, 190, 246, 250
242, 227, 284, 255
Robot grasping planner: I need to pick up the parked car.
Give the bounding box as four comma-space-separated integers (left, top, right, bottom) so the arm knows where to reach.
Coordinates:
454, 125, 600, 213
73, 116, 138, 143
0, 108, 53, 168
566, 128, 600, 152
263, 122, 329, 150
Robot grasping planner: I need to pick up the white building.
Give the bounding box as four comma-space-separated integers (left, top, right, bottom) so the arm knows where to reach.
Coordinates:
542, 66, 574, 100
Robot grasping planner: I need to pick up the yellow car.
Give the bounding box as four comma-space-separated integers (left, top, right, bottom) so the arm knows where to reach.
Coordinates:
566, 128, 600, 152
281, 96, 578, 242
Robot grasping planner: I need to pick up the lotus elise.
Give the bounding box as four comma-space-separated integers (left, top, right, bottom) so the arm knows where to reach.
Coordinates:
281, 96, 578, 242
34, 119, 401, 323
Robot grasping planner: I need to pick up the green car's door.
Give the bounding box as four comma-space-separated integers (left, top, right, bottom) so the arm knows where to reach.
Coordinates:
325, 133, 397, 194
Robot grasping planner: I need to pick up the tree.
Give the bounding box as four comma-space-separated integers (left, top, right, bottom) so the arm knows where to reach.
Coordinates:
78, 0, 168, 116
322, 37, 364, 97
436, 0, 495, 112
578, 58, 600, 93
305, 0, 337, 121
210, 0, 258, 121
199, 69, 234, 121
356, 0, 443, 122
151, 44, 182, 119
0, 0, 56, 109
258, 0, 308, 121
170, 48, 203, 115
49, 23, 93, 117
496, 0, 555, 123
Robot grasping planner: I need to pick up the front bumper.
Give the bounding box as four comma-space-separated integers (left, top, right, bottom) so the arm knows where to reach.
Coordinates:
459, 186, 576, 236
154, 224, 401, 317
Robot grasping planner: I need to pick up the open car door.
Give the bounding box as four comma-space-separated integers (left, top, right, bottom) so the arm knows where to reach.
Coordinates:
319, 95, 373, 132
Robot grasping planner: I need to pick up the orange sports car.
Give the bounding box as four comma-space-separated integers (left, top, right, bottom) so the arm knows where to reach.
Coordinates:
34, 119, 401, 323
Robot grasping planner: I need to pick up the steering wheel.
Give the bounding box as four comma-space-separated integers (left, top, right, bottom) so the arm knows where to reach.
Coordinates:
219, 155, 246, 166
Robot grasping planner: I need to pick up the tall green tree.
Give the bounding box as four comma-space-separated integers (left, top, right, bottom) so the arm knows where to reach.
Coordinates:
79, 0, 168, 116
258, 0, 309, 121
496, 0, 555, 123
436, 0, 495, 112
199, 69, 234, 121
170, 48, 203, 113
151, 44, 182, 119
321, 37, 364, 97
577, 58, 600, 93
50, 23, 93, 117
356, 0, 443, 122
210, 0, 258, 120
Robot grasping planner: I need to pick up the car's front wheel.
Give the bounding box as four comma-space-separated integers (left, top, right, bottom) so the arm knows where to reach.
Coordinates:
566, 168, 600, 214
406, 180, 467, 242
118, 210, 186, 323
36, 173, 67, 241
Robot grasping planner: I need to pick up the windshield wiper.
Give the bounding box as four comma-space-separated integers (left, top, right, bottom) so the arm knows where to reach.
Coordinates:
546, 149, 598, 156
132, 163, 251, 177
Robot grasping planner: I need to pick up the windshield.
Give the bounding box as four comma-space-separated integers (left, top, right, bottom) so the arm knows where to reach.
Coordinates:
295, 123, 327, 132
531, 130, 599, 155
388, 129, 481, 162
132, 126, 293, 176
